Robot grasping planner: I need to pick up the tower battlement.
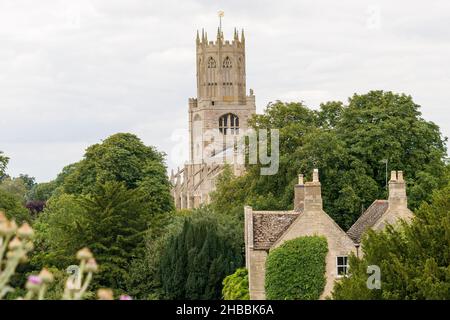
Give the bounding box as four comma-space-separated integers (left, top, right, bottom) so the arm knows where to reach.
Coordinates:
196, 28, 245, 49
195, 28, 247, 103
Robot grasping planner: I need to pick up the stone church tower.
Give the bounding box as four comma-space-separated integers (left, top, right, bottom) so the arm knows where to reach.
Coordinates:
171, 26, 256, 209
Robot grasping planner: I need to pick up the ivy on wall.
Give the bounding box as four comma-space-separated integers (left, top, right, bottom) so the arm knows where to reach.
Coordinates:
265, 236, 328, 300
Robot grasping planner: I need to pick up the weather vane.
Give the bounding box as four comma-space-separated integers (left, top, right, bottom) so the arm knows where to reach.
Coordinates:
218, 10, 224, 31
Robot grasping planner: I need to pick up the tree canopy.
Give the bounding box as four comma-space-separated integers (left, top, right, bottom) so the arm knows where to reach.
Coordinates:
211, 91, 448, 230
332, 175, 450, 300
60, 133, 165, 195
0, 151, 8, 179
159, 209, 243, 300
0, 188, 31, 224
31, 133, 174, 293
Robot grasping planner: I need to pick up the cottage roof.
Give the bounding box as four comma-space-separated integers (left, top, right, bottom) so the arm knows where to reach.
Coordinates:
252, 211, 299, 250
347, 200, 389, 243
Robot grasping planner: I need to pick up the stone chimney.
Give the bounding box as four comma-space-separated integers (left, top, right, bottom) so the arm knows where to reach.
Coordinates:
294, 174, 305, 212
304, 169, 323, 211
388, 170, 407, 208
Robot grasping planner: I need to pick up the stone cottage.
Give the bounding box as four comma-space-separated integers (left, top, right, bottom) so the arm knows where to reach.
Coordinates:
244, 169, 413, 299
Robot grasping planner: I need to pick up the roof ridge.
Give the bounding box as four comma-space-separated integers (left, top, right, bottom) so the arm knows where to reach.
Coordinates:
347, 199, 389, 243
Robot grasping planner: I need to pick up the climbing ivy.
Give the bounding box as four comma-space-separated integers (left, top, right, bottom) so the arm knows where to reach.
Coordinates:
265, 236, 328, 300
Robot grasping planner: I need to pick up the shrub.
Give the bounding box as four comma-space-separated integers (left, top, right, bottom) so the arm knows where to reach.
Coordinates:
265, 236, 328, 300
332, 182, 450, 300
222, 268, 249, 300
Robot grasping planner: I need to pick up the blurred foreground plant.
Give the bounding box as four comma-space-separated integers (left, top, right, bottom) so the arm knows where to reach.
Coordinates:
0, 210, 130, 300
0, 211, 34, 298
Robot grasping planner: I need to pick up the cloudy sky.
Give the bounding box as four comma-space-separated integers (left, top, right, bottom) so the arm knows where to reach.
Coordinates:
0, 0, 449, 182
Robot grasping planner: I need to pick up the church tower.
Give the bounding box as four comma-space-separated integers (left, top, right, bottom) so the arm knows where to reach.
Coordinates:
189, 27, 256, 164
172, 22, 256, 210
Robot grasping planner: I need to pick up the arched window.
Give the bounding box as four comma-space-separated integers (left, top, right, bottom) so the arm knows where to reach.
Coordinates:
223, 56, 232, 68
219, 113, 239, 135
206, 57, 217, 96
222, 57, 233, 96
207, 57, 216, 68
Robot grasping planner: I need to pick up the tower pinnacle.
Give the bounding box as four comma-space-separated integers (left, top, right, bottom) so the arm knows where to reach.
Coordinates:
218, 10, 224, 31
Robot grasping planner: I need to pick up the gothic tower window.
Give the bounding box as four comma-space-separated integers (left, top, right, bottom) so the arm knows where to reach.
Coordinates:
223, 57, 232, 96
207, 57, 216, 96
223, 56, 232, 68
208, 56, 216, 68
219, 113, 239, 135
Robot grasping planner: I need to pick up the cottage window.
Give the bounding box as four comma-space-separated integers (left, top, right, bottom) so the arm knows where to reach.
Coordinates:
336, 256, 349, 276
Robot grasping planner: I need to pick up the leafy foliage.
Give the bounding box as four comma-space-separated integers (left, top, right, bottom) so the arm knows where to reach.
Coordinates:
0, 189, 31, 224
27, 181, 57, 202
125, 212, 184, 299
31, 133, 174, 294
34, 182, 155, 291
0, 177, 28, 201
212, 91, 448, 230
18, 174, 36, 191
25, 201, 46, 216
265, 236, 328, 300
159, 208, 243, 300
0, 151, 8, 180
332, 178, 450, 300
222, 268, 249, 300
60, 133, 165, 195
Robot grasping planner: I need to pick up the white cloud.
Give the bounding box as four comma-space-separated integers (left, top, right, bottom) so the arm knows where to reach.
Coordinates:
0, 0, 449, 181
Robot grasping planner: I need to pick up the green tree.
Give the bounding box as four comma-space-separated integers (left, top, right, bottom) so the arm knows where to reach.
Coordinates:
77, 182, 153, 290
125, 212, 182, 299
61, 133, 165, 195
222, 268, 249, 300
31, 133, 174, 294
0, 151, 8, 179
265, 236, 328, 300
336, 91, 447, 210
31, 193, 88, 269
0, 177, 28, 201
18, 174, 36, 190
33, 181, 155, 291
26, 181, 58, 202
159, 208, 243, 300
210, 92, 447, 230
332, 180, 450, 300
0, 189, 30, 223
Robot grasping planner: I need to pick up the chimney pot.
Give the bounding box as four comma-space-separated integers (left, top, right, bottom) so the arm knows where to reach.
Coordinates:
388, 170, 407, 208
390, 170, 397, 181
313, 169, 319, 182
298, 174, 304, 185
